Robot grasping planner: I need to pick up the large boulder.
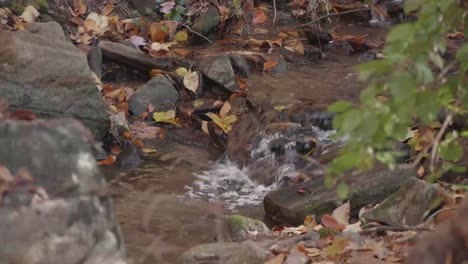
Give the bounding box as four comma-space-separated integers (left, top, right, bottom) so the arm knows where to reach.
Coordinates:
0, 22, 109, 140
128, 75, 179, 116
362, 177, 438, 226
0, 118, 125, 264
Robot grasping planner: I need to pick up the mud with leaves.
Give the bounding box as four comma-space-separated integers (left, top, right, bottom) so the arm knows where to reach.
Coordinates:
0, 0, 467, 263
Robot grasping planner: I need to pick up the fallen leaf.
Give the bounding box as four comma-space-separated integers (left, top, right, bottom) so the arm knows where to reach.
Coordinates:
74, 0, 87, 15
21, 6, 40, 23
141, 112, 149, 120
141, 148, 158, 154
263, 60, 279, 71
219, 101, 231, 118
129, 36, 147, 48
343, 221, 362, 233
111, 145, 122, 155
206, 112, 237, 133
123, 131, 131, 139
98, 155, 116, 165
130, 121, 161, 139
304, 215, 317, 228
253, 9, 267, 25
101, 4, 114, 16
175, 30, 188, 42
183, 70, 199, 92
153, 110, 181, 126
201, 121, 209, 134
133, 138, 145, 148
332, 201, 350, 225
160, 1, 176, 14
305, 248, 322, 257
324, 236, 350, 257
417, 166, 425, 178
274, 105, 286, 111
10, 109, 37, 120
175, 67, 188, 77
173, 48, 192, 57
265, 253, 286, 264
297, 188, 307, 194
284, 39, 305, 55
321, 214, 345, 231
194, 99, 204, 108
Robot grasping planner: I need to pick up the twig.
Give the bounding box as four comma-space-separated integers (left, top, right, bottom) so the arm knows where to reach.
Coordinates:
410, 113, 453, 168
297, 8, 370, 27
360, 225, 432, 235
430, 113, 453, 172
272, 0, 277, 26
179, 23, 212, 43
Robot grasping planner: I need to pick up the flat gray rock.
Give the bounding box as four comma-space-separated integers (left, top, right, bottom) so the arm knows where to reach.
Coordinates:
198, 55, 239, 93
128, 75, 179, 116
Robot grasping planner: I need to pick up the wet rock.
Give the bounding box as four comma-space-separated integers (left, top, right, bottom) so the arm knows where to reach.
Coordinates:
304, 45, 322, 61
264, 168, 416, 225
116, 144, 142, 170
191, 4, 220, 37
87, 45, 103, 78
362, 177, 438, 226
179, 240, 272, 264
0, 24, 109, 140
230, 54, 251, 77
0, 119, 125, 264
198, 55, 239, 93
370, 0, 405, 25
227, 215, 270, 240
302, 30, 332, 47
279, 48, 309, 65
128, 75, 179, 116
269, 56, 287, 73
99, 40, 174, 72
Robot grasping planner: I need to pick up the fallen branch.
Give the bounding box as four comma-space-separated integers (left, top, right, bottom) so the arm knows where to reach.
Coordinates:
179, 23, 212, 43
298, 8, 371, 27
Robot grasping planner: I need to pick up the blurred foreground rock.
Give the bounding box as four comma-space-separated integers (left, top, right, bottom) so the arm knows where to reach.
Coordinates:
0, 119, 125, 264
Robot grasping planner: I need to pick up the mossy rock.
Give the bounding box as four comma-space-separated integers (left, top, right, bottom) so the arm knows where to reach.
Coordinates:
10, 3, 25, 14
8, 0, 48, 15
227, 215, 269, 240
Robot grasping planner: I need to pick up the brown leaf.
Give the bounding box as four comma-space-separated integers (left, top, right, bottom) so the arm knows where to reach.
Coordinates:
253, 9, 267, 25
331, 201, 350, 226
173, 48, 193, 57
101, 4, 114, 16
133, 138, 145, 148
321, 214, 345, 231
263, 60, 278, 71
219, 102, 231, 118
10, 109, 37, 120
111, 145, 122, 155
98, 155, 116, 165
141, 112, 149, 120
123, 131, 131, 139
73, 0, 87, 15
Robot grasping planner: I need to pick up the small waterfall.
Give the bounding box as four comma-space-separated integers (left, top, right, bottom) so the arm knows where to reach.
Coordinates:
185, 125, 338, 209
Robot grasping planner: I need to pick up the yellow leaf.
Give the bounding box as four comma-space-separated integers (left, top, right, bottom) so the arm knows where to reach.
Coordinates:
21, 5, 40, 23
274, 105, 286, 111
206, 112, 237, 133
141, 148, 158, 154
201, 120, 209, 134
194, 99, 204, 108
175, 67, 188, 77
175, 30, 188, 42
153, 110, 180, 126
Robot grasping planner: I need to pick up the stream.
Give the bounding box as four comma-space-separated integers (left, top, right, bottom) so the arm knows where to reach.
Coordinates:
107, 23, 388, 264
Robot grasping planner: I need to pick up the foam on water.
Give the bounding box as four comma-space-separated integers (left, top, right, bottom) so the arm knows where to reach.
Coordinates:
185, 128, 338, 209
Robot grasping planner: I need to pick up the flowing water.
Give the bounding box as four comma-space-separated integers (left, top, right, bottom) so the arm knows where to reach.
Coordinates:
110, 23, 389, 263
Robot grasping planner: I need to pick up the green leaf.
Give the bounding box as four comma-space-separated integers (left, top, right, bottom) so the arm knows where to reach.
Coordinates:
440, 137, 463, 162
328, 101, 352, 113
337, 182, 349, 199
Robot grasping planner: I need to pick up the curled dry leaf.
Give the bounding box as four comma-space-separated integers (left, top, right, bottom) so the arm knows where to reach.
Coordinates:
321, 214, 346, 231
263, 60, 279, 71
253, 9, 267, 25
98, 155, 116, 165
332, 201, 350, 226
21, 6, 40, 23
74, 0, 87, 15
219, 102, 231, 118
101, 4, 114, 16
183, 70, 199, 92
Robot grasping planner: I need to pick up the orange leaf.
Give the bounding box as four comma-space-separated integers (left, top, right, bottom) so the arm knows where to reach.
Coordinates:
98, 155, 116, 165
253, 9, 267, 25
236, 76, 248, 90
117, 88, 126, 102
111, 145, 122, 155
101, 4, 114, 16
173, 48, 193, 57
73, 0, 87, 15
123, 131, 131, 139
150, 69, 165, 77
133, 138, 145, 148
263, 60, 278, 71
141, 112, 149, 120
321, 214, 345, 231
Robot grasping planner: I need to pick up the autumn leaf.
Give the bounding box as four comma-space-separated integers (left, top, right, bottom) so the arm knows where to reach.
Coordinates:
175, 30, 188, 42
183, 70, 199, 92
153, 110, 181, 126
331, 201, 350, 226
206, 112, 237, 133
111, 145, 122, 155
253, 9, 267, 24
21, 6, 40, 23
133, 138, 145, 148
141, 148, 158, 154
263, 60, 279, 71
101, 4, 114, 16
74, 0, 87, 15
324, 236, 350, 257
321, 214, 346, 231
98, 155, 116, 165
160, 2, 176, 14
219, 102, 231, 118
